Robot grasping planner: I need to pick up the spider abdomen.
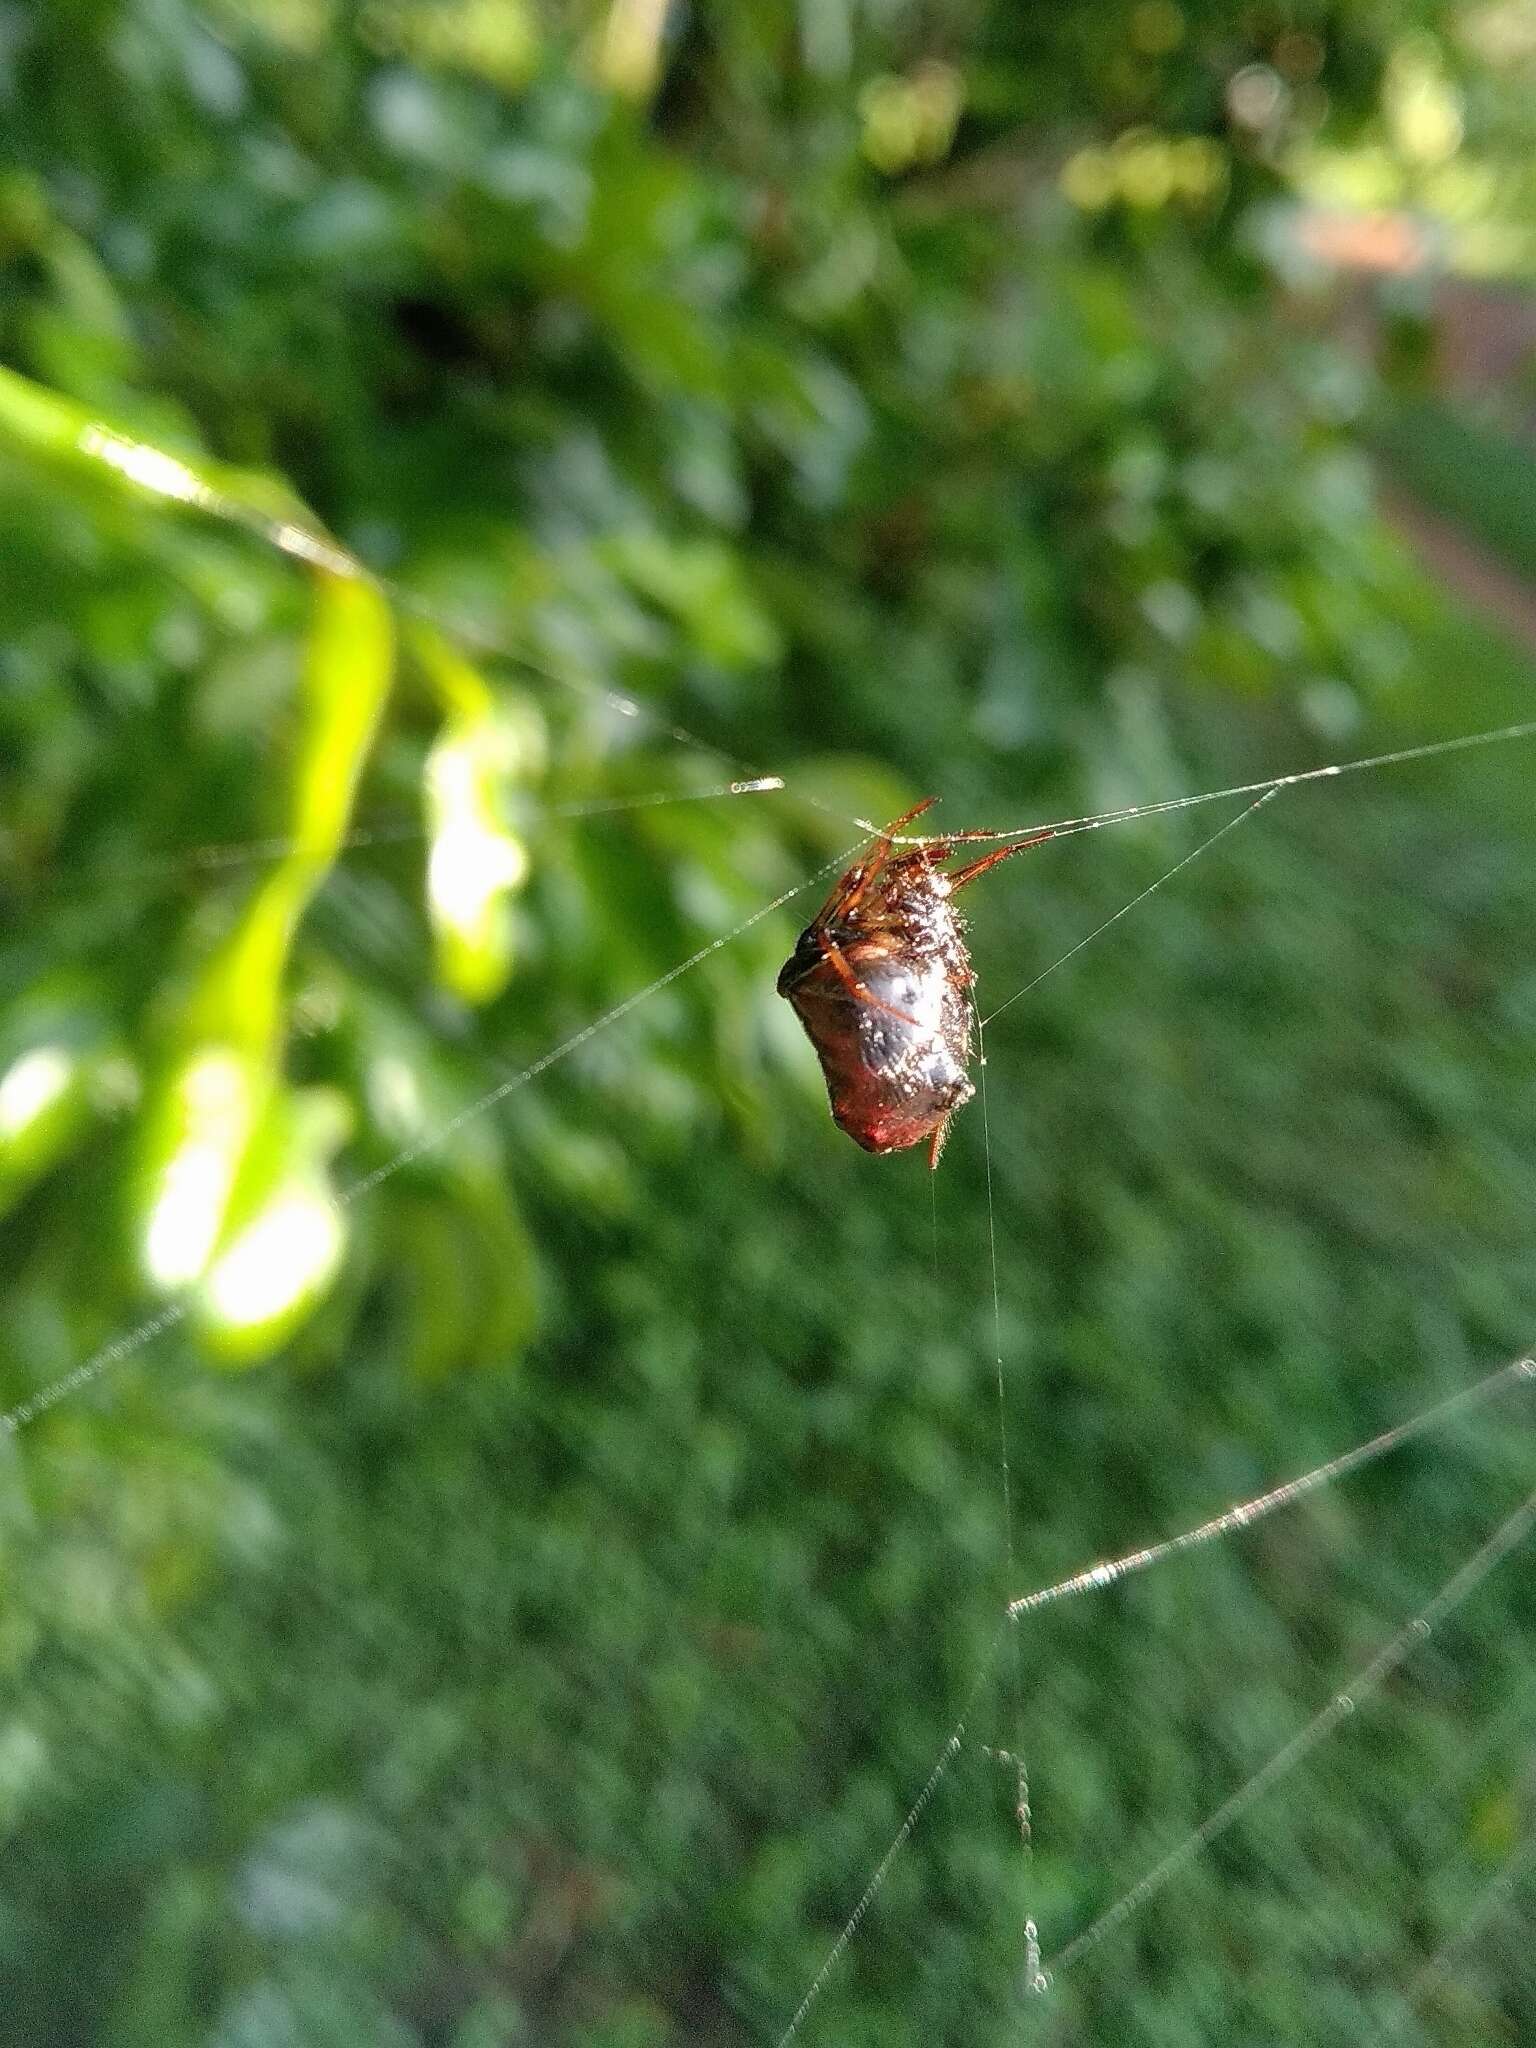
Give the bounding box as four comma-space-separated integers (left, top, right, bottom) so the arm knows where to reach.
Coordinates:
779, 923, 975, 1156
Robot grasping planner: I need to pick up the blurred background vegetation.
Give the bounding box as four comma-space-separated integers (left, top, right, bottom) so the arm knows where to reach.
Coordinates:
5, 2, 1536, 2043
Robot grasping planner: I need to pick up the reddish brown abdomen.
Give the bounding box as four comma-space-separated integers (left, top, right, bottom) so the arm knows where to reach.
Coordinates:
781, 944, 974, 1155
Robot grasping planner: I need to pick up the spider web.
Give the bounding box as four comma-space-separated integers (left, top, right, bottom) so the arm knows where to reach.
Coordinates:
771, 778, 1536, 2044
7, 459, 1536, 2045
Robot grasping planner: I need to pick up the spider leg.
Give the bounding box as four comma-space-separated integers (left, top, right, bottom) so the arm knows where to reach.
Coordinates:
835, 797, 939, 922
945, 829, 1053, 894
821, 937, 922, 1028
879, 797, 941, 840
927, 1115, 951, 1171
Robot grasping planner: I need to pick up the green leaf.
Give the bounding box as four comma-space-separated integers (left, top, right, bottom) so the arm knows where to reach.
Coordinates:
138, 572, 393, 1306
0, 1042, 94, 1217
196, 1087, 352, 1363
412, 623, 537, 1005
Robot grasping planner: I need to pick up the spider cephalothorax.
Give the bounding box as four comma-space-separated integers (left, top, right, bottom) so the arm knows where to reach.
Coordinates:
777, 801, 1050, 1167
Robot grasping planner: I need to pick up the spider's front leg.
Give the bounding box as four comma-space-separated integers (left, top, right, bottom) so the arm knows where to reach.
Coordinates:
944, 828, 1054, 893
835, 797, 940, 924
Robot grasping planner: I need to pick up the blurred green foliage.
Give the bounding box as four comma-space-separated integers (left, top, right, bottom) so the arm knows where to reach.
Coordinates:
1377, 391, 1536, 579
4, 3, 1536, 2045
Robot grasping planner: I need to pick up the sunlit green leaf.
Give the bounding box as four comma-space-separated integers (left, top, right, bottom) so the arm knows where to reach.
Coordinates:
197, 1087, 351, 1361
139, 570, 393, 1299
0, 1044, 91, 1216
413, 623, 536, 1005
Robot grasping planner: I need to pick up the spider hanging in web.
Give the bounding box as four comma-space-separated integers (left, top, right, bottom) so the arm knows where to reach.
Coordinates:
777, 800, 1052, 1167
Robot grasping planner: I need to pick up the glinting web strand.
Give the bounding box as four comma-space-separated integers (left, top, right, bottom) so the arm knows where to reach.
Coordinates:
772, 1631, 1007, 2048
1, 846, 859, 1438
6, 779, 790, 907
33, 410, 1536, 876
65, 419, 843, 833
972, 781, 1284, 2006
1008, 1354, 1536, 1619
1044, 1481, 1536, 1980
19, 708, 1536, 1443
977, 1041, 1041, 1989
767, 1348, 1536, 2042
982, 788, 1279, 1027
922, 717, 1536, 851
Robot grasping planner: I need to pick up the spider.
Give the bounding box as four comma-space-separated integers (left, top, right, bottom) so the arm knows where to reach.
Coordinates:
777, 800, 1051, 1167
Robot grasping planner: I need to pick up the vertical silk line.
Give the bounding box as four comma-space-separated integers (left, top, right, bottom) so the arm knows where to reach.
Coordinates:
971, 790, 1282, 2005
978, 1033, 1044, 1999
